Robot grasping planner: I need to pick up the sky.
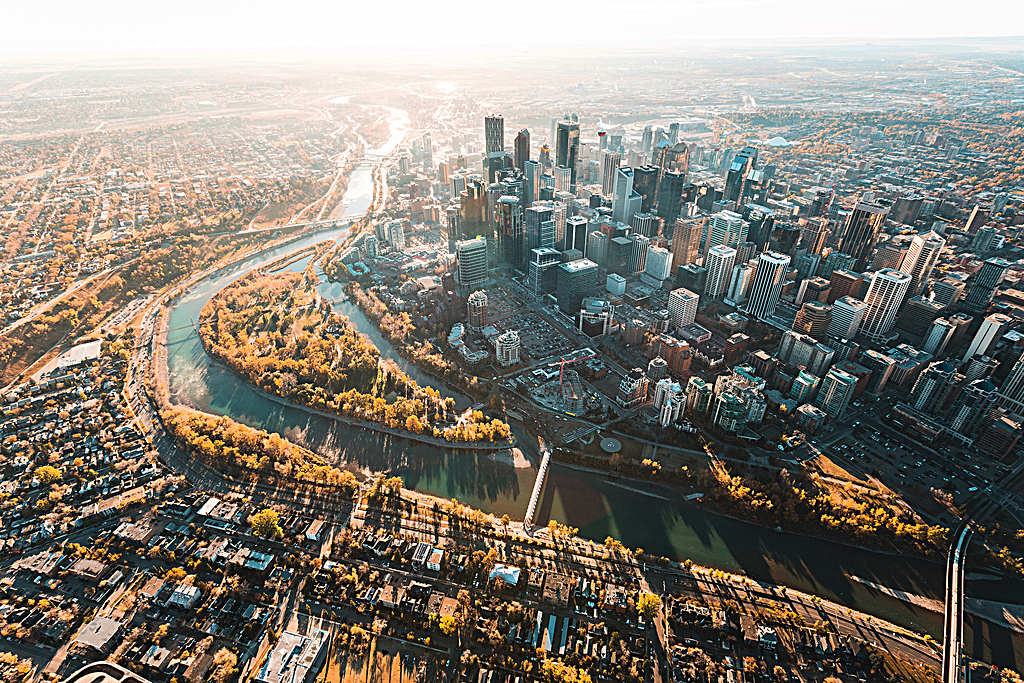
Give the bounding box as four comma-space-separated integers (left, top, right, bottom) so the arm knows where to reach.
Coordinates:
3, 0, 1023, 56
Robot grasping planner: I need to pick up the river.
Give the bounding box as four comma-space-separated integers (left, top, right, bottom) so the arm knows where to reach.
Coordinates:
163, 107, 1022, 669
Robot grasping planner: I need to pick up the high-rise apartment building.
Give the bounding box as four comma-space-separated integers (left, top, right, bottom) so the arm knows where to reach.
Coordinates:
706, 210, 749, 255
902, 231, 945, 296
962, 313, 1011, 363
921, 317, 956, 356
962, 257, 1010, 314
793, 300, 832, 340
815, 367, 859, 419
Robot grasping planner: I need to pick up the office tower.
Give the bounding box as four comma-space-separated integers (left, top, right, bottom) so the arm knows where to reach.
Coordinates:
628, 233, 650, 273
744, 251, 791, 321
922, 317, 956, 356
828, 269, 865, 303
871, 243, 906, 272
555, 120, 580, 189
742, 203, 775, 248
902, 231, 946, 295
706, 210, 749, 255
538, 143, 552, 172
459, 177, 488, 237
632, 165, 659, 213
484, 114, 504, 154
527, 247, 561, 295
671, 218, 702, 266
553, 166, 572, 193
778, 330, 835, 377
860, 268, 911, 342
820, 251, 857, 279
676, 263, 707, 293
962, 257, 1011, 313
586, 230, 608, 267
962, 355, 999, 383
724, 147, 758, 204
524, 205, 556, 263
601, 151, 621, 195
838, 200, 889, 270
466, 290, 488, 328
800, 218, 829, 255
523, 160, 540, 205
895, 296, 945, 340
668, 288, 699, 330
815, 367, 859, 419
631, 212, 658, 237
828, 296, 866, 340
962, 313, 1011, 363
769, 224, 802, 257
789, 370, 821, 403
655, 170, 686, 223
964, 204, 990, 234
998, 350, 1024, 412
496, 195, 524, 269
735, 241, 759, 267
612, 166, 635, 224
564, 215, 589, 252
513, 128, 530, 171
607, 236, 632, 275
947, 378, 998, 435
797, 277, 832, 305
556, 259, 600, 314
725, 260, 757, 307
793, 300, 832, 340
910, 360, 962, 415
644, 245, 673, 282
704, 245, 737, 298
456, 237, 488, 290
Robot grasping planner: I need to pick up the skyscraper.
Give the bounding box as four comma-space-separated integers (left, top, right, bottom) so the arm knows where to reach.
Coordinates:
902, 231, 946, 296
859, 268, 911, 342
744, 251, 791, 321
456, 237, 488, 290
523, 159, 540, 205
962, 313, 1011, 363
724, 260, 757, 307
496, 195, 523, 269
601, 150, 621, 195
668, 288, 699, 330
524, 205, 556, 257
815, 367, 859, 419
800, 217, 829, 255
998, 350, 1024, 413
611, 166, 635, 224
655, 170, 685, 223
555, 120, 580, 190
628, 233, 650, 273
704, 245, 737, 298
632, 165, 659, 213
909, 360, 962, 415
706, 210, 749, 255
564, 216, 588, 252
838, 200, 889, 271
513, 128, 530, 171
962, 257, 1010, 314
724, 147, 758, 205
828, 296, 866, 340
484, 114, 504, 155
671, 218, 702, 266
922, 317, 956, 356
793, 300, 832, 340
556, 259, 600, 313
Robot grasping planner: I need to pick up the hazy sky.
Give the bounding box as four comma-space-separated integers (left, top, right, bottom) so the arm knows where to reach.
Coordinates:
4, 0, 1023, 56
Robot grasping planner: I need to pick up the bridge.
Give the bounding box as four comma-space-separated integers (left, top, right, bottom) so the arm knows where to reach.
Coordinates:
941, 523, 972, 683
523, 439, 551, 530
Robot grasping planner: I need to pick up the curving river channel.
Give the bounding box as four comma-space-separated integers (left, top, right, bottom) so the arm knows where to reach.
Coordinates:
163, 107, 1022, 668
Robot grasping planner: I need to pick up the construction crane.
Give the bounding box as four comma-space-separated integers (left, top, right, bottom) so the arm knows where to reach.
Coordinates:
558, 353, 597, 400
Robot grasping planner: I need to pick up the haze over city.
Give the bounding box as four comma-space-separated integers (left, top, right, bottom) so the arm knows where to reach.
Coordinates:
1, 5, 1023, 683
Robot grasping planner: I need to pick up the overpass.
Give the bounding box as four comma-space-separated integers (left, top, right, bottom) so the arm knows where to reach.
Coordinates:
941, 523, 972, 683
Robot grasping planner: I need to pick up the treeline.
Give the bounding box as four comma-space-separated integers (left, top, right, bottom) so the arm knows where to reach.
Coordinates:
345, 283, 469, 386
198, 270, 509, 444
161, 405, 358, 493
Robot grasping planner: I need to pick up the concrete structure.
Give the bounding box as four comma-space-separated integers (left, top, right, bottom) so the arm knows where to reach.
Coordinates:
495, 330, 521, 366
860, 269, 911, 342
962, 313, 1011, 363
815, 367, 859, 419
668, 288, 699, 330
256, 630, 330, 683
456, 237, 488, 290
704, 245, 737, 298
744, 251, 790, 321
467, 290, 488, 329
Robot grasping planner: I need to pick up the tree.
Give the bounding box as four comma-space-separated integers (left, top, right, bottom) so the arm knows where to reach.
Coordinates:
636, 592, 662, 622
211, 648, 238, 683
34, 465, 61, 485
438, 615, 458, 636
251, 508, 283, 539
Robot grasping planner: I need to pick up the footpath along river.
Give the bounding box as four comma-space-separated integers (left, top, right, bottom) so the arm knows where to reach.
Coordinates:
163, 106, 1022, 669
